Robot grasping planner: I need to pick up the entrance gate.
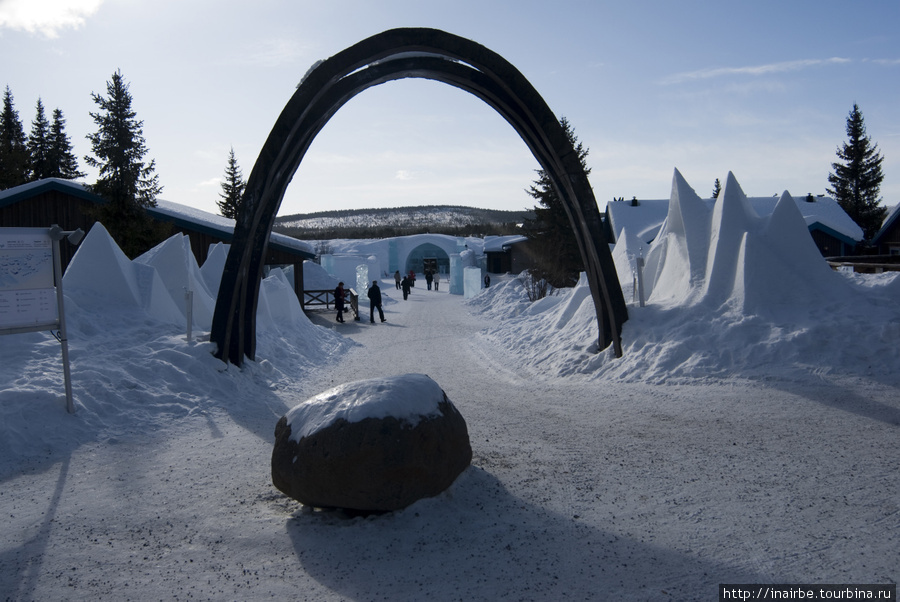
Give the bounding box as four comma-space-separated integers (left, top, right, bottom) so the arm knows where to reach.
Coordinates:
211, 28, 627, 366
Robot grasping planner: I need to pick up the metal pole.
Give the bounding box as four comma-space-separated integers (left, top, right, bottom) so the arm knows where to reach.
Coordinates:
185, 289, 193, 341
635, 256, 646, 308
51, 232, 75, 414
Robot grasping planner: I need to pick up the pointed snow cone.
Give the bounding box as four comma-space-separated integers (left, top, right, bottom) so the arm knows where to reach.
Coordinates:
271, 374, 472, 512
702, 171, 758, 307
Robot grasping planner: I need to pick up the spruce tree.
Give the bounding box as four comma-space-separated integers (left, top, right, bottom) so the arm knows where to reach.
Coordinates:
85, 70, 164, 256
0, 86, 29, 190
218, 147, 246, 219
48, 108, 84, 180
27, 98, 52, 181
521, 116, 587, 289
712, 178, 722, 199
826, 104, 886, 242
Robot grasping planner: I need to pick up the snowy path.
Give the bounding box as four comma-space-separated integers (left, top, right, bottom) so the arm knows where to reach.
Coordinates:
1, 279, 898, 600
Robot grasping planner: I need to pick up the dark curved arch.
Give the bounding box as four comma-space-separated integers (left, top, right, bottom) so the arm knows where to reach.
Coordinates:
211, 28, 628, 366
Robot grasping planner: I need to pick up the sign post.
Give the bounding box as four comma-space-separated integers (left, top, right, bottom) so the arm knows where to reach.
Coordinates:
0, 225, 84, 413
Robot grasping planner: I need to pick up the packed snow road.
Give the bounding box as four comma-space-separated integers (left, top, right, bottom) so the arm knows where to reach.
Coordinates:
1, 277, 897, 601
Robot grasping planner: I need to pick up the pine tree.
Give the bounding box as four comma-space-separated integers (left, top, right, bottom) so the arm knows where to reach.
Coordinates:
0, 86, 29, 190
521, 116, 587, 289
27, 98, 52, 181
218, 147, 246, 219
826, 104, 886, 242
85, 70, 164, 256
712, 178, 722, 199
48, 108, 84, 180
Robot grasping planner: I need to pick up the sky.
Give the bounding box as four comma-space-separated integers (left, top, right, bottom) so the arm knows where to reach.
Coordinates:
1, 0, 898, 217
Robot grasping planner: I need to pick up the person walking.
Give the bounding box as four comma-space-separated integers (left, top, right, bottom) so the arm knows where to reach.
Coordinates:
334, 281, 346, 323
394, 270, 402, 290
367, 280, 386, 323
401, 275, 411, 300
425, 270, 433, 291
433, 271, 440, 291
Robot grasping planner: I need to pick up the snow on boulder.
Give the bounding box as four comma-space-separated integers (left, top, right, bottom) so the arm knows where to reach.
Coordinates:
271, 373, 472, 512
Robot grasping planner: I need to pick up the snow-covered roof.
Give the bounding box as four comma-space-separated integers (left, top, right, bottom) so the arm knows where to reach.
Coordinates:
872, 203, 900, 244
482, 235, 527, 253
0, 178, 314, 259
150, 199, 314, 258
605, 200, 670, 244
0, 177, 100, 206
606, 194, 864, 244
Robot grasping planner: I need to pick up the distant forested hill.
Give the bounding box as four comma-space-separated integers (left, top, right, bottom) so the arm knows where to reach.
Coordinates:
273, 205, 533, 239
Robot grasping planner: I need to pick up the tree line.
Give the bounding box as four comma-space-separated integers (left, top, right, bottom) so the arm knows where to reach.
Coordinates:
0, 71, 245, 257
2, 73, 887, 263
275, 221, 523, 241
0, 87, 84, 187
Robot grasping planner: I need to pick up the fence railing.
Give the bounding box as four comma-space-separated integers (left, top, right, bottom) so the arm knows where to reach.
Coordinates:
303, 288, 359, 321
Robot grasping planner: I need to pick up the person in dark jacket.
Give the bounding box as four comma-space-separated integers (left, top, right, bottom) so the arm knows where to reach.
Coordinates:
367, 280, 386, 323
401, 275, 411, 300
334, 282, 346, 323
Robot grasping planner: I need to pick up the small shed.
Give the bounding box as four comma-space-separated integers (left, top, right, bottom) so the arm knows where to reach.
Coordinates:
0, 178, 315, 301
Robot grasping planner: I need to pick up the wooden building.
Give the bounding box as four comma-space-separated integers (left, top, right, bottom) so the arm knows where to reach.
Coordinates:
482, 235, 539, 274
0, 178, 315, 300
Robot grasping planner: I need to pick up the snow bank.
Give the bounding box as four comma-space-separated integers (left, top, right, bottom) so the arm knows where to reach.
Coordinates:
0, 225, 356, 467
471, 170, 900, 385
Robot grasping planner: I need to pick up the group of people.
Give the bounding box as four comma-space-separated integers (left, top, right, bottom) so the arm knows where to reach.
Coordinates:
335, 269, 446, 323
333, 280, 386, 324
393, 269, 442, 300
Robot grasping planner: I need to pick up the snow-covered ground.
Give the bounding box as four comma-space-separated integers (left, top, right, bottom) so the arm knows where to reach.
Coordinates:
1, 171, 898, 600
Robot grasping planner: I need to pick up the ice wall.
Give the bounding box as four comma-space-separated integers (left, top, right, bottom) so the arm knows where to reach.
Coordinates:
463, 266, 482, 298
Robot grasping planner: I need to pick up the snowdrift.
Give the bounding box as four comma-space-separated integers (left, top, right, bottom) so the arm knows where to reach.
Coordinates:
473, 170, 900, 384
0, 224, 355, 465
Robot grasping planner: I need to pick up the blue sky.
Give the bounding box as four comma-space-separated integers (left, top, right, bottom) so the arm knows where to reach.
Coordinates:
1, 0, 898, 216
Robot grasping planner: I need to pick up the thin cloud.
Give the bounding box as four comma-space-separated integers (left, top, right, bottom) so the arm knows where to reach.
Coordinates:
394, 170, 414, 181
238, 38, 308, 67
661, 57, 851, 85
0, 0, 103, 38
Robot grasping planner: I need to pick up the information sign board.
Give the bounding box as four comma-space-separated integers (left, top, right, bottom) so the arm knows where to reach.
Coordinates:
0, 228, 59, 331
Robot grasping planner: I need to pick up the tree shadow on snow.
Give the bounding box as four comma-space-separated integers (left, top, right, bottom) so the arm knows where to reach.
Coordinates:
765, 378, 900, 428
285, 466, 770, 601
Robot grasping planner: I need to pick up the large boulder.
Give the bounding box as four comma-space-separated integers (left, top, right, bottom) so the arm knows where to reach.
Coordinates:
272, 373, 472, 512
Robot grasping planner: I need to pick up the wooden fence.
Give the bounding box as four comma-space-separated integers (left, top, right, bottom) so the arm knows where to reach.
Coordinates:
303, 289, 359, 321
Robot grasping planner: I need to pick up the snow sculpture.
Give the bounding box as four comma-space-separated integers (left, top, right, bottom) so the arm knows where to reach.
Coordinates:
272, 374, 472, 512
355, 264, 368, 296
